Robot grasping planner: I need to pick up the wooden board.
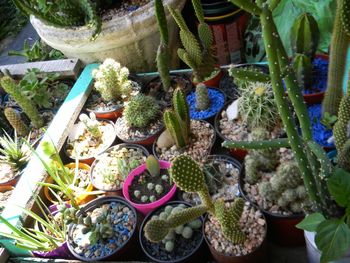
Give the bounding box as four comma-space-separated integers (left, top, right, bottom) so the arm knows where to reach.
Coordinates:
0, 59, 83, 79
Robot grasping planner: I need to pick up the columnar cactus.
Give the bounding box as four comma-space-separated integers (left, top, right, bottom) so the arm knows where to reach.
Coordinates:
195, 83, 210, 111
168, 0, 216, 83
123, 94, 160, 128
3, 108, 29, 137
163, 88, 191, 148
155, 0, 171, 91
293, 53, 313, 91
92, 59, 132, 102
144, 155, 246, 244
0, 76, 43, 129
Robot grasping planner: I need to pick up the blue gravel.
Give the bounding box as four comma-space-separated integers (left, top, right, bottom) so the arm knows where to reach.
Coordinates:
304, 56, 329, 95
187, 88, 225, 120
307, 104, 334, 147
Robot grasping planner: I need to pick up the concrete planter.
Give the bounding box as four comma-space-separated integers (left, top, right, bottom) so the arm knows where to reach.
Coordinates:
30, 0, 186, 72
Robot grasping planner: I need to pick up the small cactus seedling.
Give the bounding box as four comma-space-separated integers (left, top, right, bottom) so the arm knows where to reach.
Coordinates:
4, 107, 29, 137
195, 83, 210, 111
79, 112, 101, 140
146, 155, 160, 177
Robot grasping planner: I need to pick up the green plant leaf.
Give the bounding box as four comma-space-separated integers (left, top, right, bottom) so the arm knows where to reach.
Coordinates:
327, 168, 350, 207
296, 213, 326, 232
315, 219, 350, 263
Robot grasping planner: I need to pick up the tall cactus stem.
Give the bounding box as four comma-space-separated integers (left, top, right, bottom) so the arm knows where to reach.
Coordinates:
155, 0, 169, 45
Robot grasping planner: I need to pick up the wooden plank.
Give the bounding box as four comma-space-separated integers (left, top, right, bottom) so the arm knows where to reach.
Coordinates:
0, 64, 99, 256
0, 59, 83, 79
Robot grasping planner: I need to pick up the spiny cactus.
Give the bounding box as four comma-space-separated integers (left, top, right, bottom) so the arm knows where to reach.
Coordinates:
92, 59, 132, 102
4, 107, 29, 137
323, 0, 350, 116
163, 88, 191, 148
168, 0, 216, 83
79, 113, 101, 139
0, 109, 12, 135
146, 155, 160, 177
238, 81, 279, 130
123, 94, 160, 128
155, 0, 171, 91
291, 13, 320, 59
1, 76, 43, 129
293, 53, 312, 91
229, 66, 271, 88
195, 83, 210, 111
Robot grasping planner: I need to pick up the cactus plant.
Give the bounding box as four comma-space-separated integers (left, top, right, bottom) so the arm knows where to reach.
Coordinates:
0, 108, 13, 135
123, 94, 160, 129
144, 155, 246, 245
1, 76, 43, 129
92, 59, 132, 102
79, 113, 101, 140
163, 88, 191, 148
195, 83, 210, 111
292, 53, 313, 91
146, 155, 160, 177
229, 66, 271, 88
168, 0, 216, 83
4, 107, 29, 137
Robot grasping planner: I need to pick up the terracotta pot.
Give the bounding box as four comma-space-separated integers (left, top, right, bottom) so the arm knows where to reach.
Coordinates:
238, 169, 305, 247
122, 160, 176, 215
86, 106, 123, 122
67, 196, 141, 261
0, 166, 22, 188
90, 143, 149, 196
192, 67, 223, 88
44, 163, 95, 206
139, 201, 206, 263
203, 200, 268, 263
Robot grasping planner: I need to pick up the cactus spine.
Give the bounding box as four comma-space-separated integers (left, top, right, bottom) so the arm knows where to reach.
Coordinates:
4, 108, 29, 137
155, 0, 171, 91
163, 88, 190, 148
1, 76, 43, 129
322, 0, 350, 116
195, 83, 210, 111
168, 0, 216, 83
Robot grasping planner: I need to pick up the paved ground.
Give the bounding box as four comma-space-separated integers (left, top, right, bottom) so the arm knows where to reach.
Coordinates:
0, 22, 39, 66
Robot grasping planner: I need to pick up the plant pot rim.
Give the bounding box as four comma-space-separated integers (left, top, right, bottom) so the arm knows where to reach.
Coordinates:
214, 100, 236, 142
90, 143, 150, 192
122, 160, 176, 209
202, 198, 267, 259
67, 196, 138, 262
191, 66, 222, 86
152, 119, 216, 159
0, 164, 22, 187
64, 119, 117, 161
238, 166, 305, 219
139, 200, 204, 263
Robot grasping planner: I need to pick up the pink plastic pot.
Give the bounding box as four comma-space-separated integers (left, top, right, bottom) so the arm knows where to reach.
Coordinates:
122, 161, 176, 216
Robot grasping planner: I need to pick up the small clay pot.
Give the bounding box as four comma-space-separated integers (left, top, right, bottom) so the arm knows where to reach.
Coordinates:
192, 67, 223, 88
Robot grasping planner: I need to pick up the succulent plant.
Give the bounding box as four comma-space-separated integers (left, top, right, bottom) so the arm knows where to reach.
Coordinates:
0, 108, 13, 135
123, 94, 160, 129
163, 88, 191, 148
229, 66, 271, 89
195, 83, 210, 111
1, 76, 43, 129
168, 0, 216, 83
292, 53, 313, 91
146, 155, 160, 177
92, 59, 132, 102
79, 112, 101, 140
4, 107, 29, 137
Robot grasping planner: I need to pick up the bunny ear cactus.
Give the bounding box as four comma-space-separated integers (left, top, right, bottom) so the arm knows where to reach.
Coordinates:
168, 0, 216, 83
195, 83, 210, 111
1, 76, 43, 129
229, 66, 271, 86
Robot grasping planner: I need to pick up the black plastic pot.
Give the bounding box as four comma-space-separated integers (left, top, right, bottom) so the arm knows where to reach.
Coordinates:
67, 196, 142, 261
238, 168, 305, 247
139, 201, 207, 263
90, 143, 150, 196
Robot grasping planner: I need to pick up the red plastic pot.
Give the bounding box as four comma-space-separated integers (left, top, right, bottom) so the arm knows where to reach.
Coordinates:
122, 160, 176, 215
238, 169, 305, 247
192, 67, 223, 88
86, 106, 123, 122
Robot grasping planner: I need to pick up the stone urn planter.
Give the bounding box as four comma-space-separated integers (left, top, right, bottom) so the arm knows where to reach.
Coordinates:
30, 0, 186, 71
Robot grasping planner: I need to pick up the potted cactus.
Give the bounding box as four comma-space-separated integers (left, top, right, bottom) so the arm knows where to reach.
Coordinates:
66, 196, 139, 261
144, 0, 192, 107
180, 154, 241, 206
90, 143, 149, 196
143, 155, 267, 263
168, 0, 223, 88
224, 0, 350, 261
86, 59, 140, 121
215, 76, 283, 161
186, 83, 226, 121
115, 93, 163, 146
0, 131, 32, 187
65, 113, 117, 165
153, 88, 215, 163
123, 155, 176, 215
139, 201, 204, 263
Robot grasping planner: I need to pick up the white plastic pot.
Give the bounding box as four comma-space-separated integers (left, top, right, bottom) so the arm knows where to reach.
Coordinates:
305, 231, 350, 263
30, 0, 186, 72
